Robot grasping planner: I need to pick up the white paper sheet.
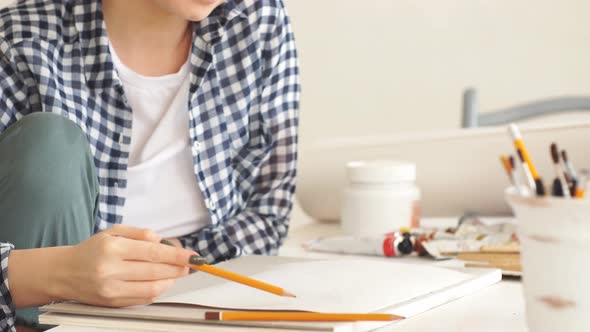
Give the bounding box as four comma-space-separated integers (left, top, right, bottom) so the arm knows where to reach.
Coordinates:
47, 327, 117, 332
156, 256, 472, 313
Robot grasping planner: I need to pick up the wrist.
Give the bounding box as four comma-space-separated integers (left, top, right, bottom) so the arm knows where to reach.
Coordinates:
8, 246, 73, 308
47, 246, 75, 302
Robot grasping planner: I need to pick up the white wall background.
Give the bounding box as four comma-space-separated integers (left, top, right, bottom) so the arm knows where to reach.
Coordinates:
2, 0, 588, 144
285, 0, 590, 145
0, 0, 12, 9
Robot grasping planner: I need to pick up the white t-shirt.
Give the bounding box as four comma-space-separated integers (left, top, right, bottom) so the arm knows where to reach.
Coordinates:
109, 45, 211, 238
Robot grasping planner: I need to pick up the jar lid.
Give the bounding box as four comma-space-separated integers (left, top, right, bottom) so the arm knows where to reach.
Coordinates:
346, 160, 416, 183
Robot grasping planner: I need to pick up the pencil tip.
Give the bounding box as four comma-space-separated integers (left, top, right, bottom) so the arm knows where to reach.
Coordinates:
283, 291, 297, 298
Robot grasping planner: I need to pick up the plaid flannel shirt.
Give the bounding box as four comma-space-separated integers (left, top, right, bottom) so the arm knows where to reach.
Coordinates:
0, 243, 14, 331
0, 0, 299, 329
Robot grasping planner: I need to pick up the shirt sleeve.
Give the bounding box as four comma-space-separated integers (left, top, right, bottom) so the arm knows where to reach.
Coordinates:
0, 39, 33, 135
178, 0, 300, 263
0, 243, 16, 332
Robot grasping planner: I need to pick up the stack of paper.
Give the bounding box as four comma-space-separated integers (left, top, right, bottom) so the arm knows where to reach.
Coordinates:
41, 256, 501, 332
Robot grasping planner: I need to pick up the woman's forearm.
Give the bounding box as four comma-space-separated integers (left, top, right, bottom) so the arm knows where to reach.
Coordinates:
8, 246, 71, 308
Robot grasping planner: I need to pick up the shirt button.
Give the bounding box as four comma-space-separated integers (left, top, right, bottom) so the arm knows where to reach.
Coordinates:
192, 141, 201, 155
206, 199, 216, 210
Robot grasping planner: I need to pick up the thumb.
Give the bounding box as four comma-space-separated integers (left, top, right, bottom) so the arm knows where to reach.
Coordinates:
104, 225, 161, 243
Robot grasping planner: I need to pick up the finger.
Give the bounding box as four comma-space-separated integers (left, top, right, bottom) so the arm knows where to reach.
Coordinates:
104, 225, 160, 243
101, 279, 176, 300
121, 279, 177, 299
160, 239, 206, 265
120, 240, 196, 266
112, 261, 189, 281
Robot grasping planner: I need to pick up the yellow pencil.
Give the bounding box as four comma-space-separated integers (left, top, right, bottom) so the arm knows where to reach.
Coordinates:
190, 262, 296, 298
160, 241, 296, 298
508, 124, 545, 196
204, 311, 404, 322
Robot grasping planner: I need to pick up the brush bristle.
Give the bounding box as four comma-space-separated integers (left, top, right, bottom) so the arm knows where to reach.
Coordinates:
561, 150, 568, 162
550, 143, 559, 164
509, 155, 515, 169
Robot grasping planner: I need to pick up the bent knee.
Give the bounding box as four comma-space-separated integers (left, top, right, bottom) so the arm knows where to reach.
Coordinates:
7, 112, 88, 152
0, 112, 96, 201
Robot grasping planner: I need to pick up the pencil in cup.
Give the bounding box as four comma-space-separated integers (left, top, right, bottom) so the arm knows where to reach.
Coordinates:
204, 311, 403, 322
549, 143, 570, 198
562, 149, 585, 198
500, 154, 527, 196
500, 155, 513, 183
508, 124, 546, 196
561, 149, 578, 180
515, 149, 536, 194
160, 240, 296, 297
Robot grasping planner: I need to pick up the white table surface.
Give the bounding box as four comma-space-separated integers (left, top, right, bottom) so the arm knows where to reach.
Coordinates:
47, 215, 528, 332
280, 220, 527, 332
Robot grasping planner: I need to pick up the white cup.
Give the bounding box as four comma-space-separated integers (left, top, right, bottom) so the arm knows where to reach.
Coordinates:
505, 188, 590, 332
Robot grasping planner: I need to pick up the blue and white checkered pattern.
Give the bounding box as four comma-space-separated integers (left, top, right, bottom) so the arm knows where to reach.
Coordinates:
0, 243, 14, 331
0, 0, 299, 328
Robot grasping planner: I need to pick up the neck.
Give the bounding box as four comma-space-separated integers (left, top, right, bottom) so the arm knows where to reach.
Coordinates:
102, 0, 193, 76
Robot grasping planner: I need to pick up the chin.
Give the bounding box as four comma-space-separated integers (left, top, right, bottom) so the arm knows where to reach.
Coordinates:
186, 10, 216, 21
154, 0, 223, 22
183, 0, 224, 21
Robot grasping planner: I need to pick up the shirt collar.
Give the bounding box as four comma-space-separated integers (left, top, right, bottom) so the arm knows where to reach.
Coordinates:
72, 0, 247, 94
193, 0, 248, 44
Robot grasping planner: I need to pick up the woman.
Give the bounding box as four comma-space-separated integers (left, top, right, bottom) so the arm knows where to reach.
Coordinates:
0, 0, 299, 330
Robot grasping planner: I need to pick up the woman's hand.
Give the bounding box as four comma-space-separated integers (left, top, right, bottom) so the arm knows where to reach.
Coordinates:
55, 225, 195, 307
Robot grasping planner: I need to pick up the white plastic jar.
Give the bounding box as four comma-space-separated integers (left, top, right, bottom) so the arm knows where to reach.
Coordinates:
341, 160, 421, 236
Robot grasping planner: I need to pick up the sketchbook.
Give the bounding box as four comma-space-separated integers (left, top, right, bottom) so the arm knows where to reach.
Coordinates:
40, 255, 501, 332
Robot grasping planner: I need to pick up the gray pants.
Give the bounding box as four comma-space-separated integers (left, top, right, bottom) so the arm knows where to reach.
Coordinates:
0, 113, 99, 328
